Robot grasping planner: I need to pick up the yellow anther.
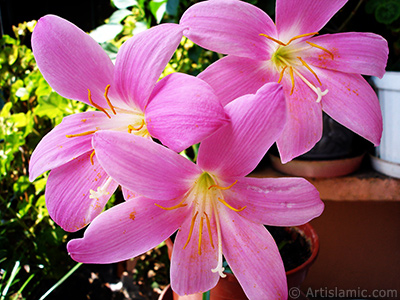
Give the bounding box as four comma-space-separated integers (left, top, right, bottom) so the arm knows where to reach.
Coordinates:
66, 130, 97, 138
208, 180, 238, 191
289, 66, 295, 95
204, 212, 214, 249
183, 211, 198, 250
104, 85, 116, 115
128, 119, 145, 133
286, 32, 318, 45
259, 33, 286, 46
88, 89, 111, 119
217, 197, 246, 212
297, 57, 322, 85
154, 201, 187, 210
90, 150, 95, 165
198, 215, 204, 255
306, 41, 334, 60
278, 66, 287, 84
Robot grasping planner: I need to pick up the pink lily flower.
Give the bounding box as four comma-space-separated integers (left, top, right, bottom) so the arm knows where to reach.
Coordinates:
67, 83, 324, 299
29, 15, 228, 232
180, 0, 389, 163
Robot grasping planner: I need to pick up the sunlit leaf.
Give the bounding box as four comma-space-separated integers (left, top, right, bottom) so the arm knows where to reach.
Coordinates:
149, 0, 168, 23
112, 0, 138, 9
90, 24, 124, 43
109, 9, 133, 24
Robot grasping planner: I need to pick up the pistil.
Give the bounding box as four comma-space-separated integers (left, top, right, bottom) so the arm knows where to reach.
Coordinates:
89, 177, 113, 199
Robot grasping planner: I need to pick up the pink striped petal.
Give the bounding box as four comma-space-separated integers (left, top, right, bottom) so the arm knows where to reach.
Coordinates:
29, 111, 114, 181
198, 83, 286, 178
113, 24, 185, 111
225, 177, 323, 226
170, 212, 219, 295
276, 0, 347, 42
67, 196, 184, 263
220, 209, 287, 300
304, 32, 388, 78
46, 151, 118, 232
319, 70, 383, 146
146, 73, 229, 152
32, 15, 114, 107
198, 56, 277, 106
180, 0, 276, 59
276, 75, 323, 163
93, 131, 201, 200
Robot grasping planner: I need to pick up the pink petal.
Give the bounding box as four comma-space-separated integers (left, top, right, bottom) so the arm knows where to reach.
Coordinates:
93, 131, 201, 200
122, 187, 139, 201
318, 70, 383, 146
220, 209, 287, 300
180, 0, 276, 59
276, 0, 347, 42
29, 111, 114, 181
276, 75, 323, 163
32, 15, 114, 107
67, 196, 185, 263
145, 73, 229, 152
225, 177, 323, 226
198, 56, 277, 106
113, 24, 185, 111
198, 83, 286, 178
304, 32, 388, 78
46, 151, 118, 232
170, 211, 219, 295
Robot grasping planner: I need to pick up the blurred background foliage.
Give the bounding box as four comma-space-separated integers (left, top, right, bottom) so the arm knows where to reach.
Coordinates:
0, 0, 398, 299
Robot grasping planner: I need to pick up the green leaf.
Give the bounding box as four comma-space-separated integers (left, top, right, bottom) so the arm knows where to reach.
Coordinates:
90, 24, 124, 43
15, 87, 29, 101
375, 1, 400, 24
150, 0, 168, 23
9, 113, 27, 127
13, 176, 31, 194
109, 9, 133, 24
33, 177, 47, 195
166, 0, 179, 16
112, 0, 138, 9
0, 102, 12, 118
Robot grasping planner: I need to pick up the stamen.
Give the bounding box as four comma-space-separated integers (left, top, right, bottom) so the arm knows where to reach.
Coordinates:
218, 197, 246, 212
209, 180, 238, 191
259, 33, 286, 46
211, 205, 226, 278
154, 200, 187, 210
286, 32, 318, 45
204, 212, 214, 249
183, 211, 199, 250
90, 150, 95, 165
198, 216, 204, 255
104, 85, 116, 115
289, 66, 295, 95
90, 177, 113, 199
66, 130, 97, 138
292, 68, 328, 102
297, 57, 322, 85
306, 41, 334, 60
88, 89, 111, 119
278, 66, 287, 84
129, 119, 145, 132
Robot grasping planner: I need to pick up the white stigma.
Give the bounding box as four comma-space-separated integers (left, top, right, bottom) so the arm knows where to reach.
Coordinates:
211, 204, 226, 278
89, 177, 113, 199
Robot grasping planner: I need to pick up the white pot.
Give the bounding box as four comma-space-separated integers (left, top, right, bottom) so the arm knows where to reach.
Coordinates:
371, 71, 400, 178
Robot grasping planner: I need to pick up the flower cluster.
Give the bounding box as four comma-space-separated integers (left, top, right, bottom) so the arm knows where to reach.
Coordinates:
29, 0, 388, 299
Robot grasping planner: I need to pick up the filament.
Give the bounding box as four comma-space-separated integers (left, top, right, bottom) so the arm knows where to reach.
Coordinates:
286, 32, 318, 45
89, 150, 95, 165
183, 211, 198, 250
204, 212, 214, 249
154, 200, 187, 210
259, 33, 286, 46
306, 41, 334, 60
66, 130, 97, 138
88, 89, 111, 119
104, 84, 116, 115
211, 205, 226, 278
209, 180, 238, 191
289, 66, 295, 95
297, 57, 321, 85
218, 197, 246, 212
278, 66, 287, 83
198, 216, 204, 255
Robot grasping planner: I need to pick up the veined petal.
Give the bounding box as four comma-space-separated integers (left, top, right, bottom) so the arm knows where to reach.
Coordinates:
180, 0, 276, 59
146, 73, 229, 152
226, 177, 323, 226
276, 0, 347, 42
29, 111, 115, 181
122, 187, 139, 201
198, 83, 286, 178
67, 196, 184, 263
32, 15, 114, 107
198, 56, 277, 106
93, 131, 201, 200
318, 70, 383, 146
276, 75, 323, 164
220, 209, 287, 300
113, 23, 185, 111
46, 151, 118, 232
170, 212, 219, 295
304, 32, 388, 78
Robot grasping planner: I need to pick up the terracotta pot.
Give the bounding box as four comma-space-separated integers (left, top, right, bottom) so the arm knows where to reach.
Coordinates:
159, 223, 319, 300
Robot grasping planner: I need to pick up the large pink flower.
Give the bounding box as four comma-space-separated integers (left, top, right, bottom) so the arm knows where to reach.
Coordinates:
180, 0, 389, 163
67, 83, 324, 299
29, 15, 228, 231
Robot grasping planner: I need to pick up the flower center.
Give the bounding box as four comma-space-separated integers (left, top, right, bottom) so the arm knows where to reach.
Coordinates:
155, 172, 245, 278
260, 32, 334, 102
